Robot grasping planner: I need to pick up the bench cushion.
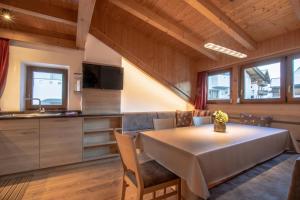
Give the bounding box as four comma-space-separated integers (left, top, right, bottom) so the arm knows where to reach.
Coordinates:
157, 112, 176, 119
123, 113, 158, 131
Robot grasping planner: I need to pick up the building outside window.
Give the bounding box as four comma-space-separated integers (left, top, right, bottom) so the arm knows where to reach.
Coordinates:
26, 66, 68, 110
207, 71, 231, 101
293, 58, 300, 98
243, 62, 281, 100
32, 72, 63, 105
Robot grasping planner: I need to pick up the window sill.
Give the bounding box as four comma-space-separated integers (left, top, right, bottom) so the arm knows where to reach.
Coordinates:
207, 100, 232, 104
240, 98, 285, 104
286, 98, 300, 104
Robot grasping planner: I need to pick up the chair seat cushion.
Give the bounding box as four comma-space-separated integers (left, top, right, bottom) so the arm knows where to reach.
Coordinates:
126, 160, 179, 188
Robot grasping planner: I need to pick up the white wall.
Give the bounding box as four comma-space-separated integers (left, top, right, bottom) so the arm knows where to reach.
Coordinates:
0, 34, 191, 112
121, 58, 191, 112
84, 34, 121, 66
84, 34, 191, 112
0, 41, 84, 111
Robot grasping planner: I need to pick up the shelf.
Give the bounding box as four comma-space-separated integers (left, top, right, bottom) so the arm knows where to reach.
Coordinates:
84, 141, 117, 148
83, 153, 119, 161
83, 115, 122, 163
84, 128, 122, 134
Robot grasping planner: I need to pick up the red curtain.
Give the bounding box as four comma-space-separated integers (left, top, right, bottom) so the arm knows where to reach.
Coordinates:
194, 71, 208, 110
0, 38, 9, 97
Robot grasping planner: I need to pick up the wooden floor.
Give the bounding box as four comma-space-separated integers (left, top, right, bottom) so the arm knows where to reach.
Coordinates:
0, 175, 32, 200
1, 153, 296, 200
0, 155, 176, 200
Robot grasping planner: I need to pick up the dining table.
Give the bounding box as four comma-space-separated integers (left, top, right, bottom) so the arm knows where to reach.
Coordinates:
139, 123, 298, 200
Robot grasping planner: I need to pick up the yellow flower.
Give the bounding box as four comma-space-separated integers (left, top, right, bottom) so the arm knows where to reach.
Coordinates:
213, 110, 229, 124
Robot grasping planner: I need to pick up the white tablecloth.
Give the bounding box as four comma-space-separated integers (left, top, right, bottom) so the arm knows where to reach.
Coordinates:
140, 123, 295, 199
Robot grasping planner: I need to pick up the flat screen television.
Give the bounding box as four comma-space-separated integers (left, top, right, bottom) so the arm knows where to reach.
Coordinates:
82, 63, 123, 90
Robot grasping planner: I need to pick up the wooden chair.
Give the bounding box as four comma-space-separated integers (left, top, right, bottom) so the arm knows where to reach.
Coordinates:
192, 116, 211, 127
114, 131, 181, 200
288, 157, 300, 200
153, 118, 176, 130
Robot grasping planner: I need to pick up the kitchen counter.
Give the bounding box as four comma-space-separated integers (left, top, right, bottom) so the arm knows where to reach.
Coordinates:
0, 111, 123, 120
0, 111, 123, 176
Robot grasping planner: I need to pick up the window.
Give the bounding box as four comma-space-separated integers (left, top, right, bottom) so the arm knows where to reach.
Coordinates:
26, 66, 68, 110
292, 57, 300, 98
207, 70, 231, 102
240, 59, 285, 103
287, 54, 300, 102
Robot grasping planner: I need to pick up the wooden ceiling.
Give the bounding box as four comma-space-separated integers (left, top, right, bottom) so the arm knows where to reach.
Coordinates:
0, 0, 300, 61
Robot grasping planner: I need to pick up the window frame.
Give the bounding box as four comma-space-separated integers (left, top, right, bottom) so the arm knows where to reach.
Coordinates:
207, 68, 233, 104
287, 53, 300, 103
239, 57, 286, 104
26, 66, 68, 110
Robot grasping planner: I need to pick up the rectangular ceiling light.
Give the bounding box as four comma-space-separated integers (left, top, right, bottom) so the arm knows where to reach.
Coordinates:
204, 43, 247, 58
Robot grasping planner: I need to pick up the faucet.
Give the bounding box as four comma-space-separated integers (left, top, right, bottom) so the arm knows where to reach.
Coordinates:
25, 97, 45, 113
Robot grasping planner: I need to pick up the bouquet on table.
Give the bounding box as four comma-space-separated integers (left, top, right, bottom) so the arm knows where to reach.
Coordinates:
213, 110, 228, 133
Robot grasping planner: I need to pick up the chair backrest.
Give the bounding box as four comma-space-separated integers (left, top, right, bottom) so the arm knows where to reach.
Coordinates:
288, 157, 300, 200
153, 118, 176, 130
114, 131, 144, 188
193, 116, 211, 126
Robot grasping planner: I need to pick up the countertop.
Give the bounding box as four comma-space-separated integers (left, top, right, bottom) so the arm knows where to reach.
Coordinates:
0, 111, 123, 120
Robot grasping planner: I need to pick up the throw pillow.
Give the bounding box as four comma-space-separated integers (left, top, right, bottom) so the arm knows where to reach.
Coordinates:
176, 110, 193, 127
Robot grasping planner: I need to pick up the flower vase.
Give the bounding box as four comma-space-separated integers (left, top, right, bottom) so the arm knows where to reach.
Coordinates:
214, 122, 226, 133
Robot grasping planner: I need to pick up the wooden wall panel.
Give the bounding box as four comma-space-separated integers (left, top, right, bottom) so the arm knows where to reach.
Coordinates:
90, 1, 198, 102
196, 28, 300, 72
82, 89, 121, 114
208, 104, 300, 121
208, 103, 300, 146
194, 28, 300, 143
206, 65, 300, 144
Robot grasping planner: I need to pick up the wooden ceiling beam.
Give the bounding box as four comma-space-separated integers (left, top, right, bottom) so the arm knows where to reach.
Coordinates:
109, 0, 217, 60
290, 0, 300, 20
184, 0, 257, 50
0, 25, 76, 41
0, 0, 77, 27
76, 0, 96, 49
0, 28, 76, 49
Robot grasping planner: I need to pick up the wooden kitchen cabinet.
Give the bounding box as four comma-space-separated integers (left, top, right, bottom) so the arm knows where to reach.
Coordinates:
40, 117, 83, 168
0, 119, 39, 175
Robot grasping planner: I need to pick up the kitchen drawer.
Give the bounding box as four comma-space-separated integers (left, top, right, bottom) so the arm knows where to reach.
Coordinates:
0, 129, 39, 175
0, 119, 39, 130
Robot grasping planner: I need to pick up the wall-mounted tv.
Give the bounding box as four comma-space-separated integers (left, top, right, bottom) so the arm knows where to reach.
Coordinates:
82, 63, 123, 90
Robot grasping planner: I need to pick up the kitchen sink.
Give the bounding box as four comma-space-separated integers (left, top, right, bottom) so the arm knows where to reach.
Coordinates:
14, 113, 62, 117
0, 112, 63, 118
0, 114, 14, 118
